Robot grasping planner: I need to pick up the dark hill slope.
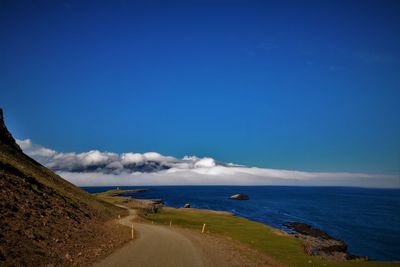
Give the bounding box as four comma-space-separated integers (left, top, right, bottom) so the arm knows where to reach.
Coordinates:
0, 109, 129, 266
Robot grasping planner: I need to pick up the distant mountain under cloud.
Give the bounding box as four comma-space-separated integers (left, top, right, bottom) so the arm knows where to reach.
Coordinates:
17, 139, 399, 188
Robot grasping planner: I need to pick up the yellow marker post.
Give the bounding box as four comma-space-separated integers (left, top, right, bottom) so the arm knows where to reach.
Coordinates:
169, 219, 172, 227
201, 223, 206, 233
131, 223, 135, 239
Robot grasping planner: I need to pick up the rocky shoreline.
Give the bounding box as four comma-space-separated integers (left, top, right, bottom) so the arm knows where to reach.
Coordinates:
284, 222, 368, 261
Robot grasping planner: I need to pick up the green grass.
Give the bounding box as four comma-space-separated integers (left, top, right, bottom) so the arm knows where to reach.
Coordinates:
144, 207, 400, 267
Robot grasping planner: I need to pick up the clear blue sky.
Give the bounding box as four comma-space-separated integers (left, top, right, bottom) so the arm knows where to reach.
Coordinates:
1, 0, 399, 173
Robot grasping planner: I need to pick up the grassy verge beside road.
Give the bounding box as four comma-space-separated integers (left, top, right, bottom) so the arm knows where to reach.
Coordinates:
144, 207, 400, 267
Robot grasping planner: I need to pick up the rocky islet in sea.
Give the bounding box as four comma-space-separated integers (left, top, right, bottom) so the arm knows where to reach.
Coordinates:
229, 194, 250, 200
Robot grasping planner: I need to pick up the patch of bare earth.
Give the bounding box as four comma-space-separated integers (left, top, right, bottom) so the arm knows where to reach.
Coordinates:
172, 227, 283, 267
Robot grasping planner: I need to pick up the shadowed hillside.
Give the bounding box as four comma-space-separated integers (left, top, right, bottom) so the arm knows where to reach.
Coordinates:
0, 109, 129, 266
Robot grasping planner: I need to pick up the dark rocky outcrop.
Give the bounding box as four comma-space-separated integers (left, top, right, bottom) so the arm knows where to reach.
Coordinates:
229, 194, 249, 200
0, 108, 22, 152
147, 199, 164, 213
147, 199, 165, 213
151, 199, 164, 213
284, 222, 367, 261
285, 222, 334, 239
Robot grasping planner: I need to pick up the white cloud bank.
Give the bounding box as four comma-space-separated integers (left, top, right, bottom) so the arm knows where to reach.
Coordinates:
16, 139, 400, 188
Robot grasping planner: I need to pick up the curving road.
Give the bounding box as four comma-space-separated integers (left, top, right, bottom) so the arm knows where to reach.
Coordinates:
93, 210, 203, 267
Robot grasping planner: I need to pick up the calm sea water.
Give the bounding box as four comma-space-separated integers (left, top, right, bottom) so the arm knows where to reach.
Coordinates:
83, 186, 400, 261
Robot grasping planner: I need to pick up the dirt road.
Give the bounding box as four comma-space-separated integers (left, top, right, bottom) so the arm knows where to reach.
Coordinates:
93, 210, 203, 267
93, 209, 279, 267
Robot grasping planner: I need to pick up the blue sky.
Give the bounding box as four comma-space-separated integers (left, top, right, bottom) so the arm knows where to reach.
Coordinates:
1, 0, 400, 174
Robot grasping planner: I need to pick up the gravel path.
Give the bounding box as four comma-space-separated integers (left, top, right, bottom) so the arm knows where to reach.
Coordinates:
93, 209, 280, 267
93, 210, 203, 267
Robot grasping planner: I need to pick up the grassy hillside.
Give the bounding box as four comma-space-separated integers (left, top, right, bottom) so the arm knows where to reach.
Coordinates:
0, 109, 129, 266
0, 142, 124, 219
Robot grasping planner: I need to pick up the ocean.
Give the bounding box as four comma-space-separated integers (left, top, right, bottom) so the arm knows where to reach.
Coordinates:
82, 186, 400, 261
